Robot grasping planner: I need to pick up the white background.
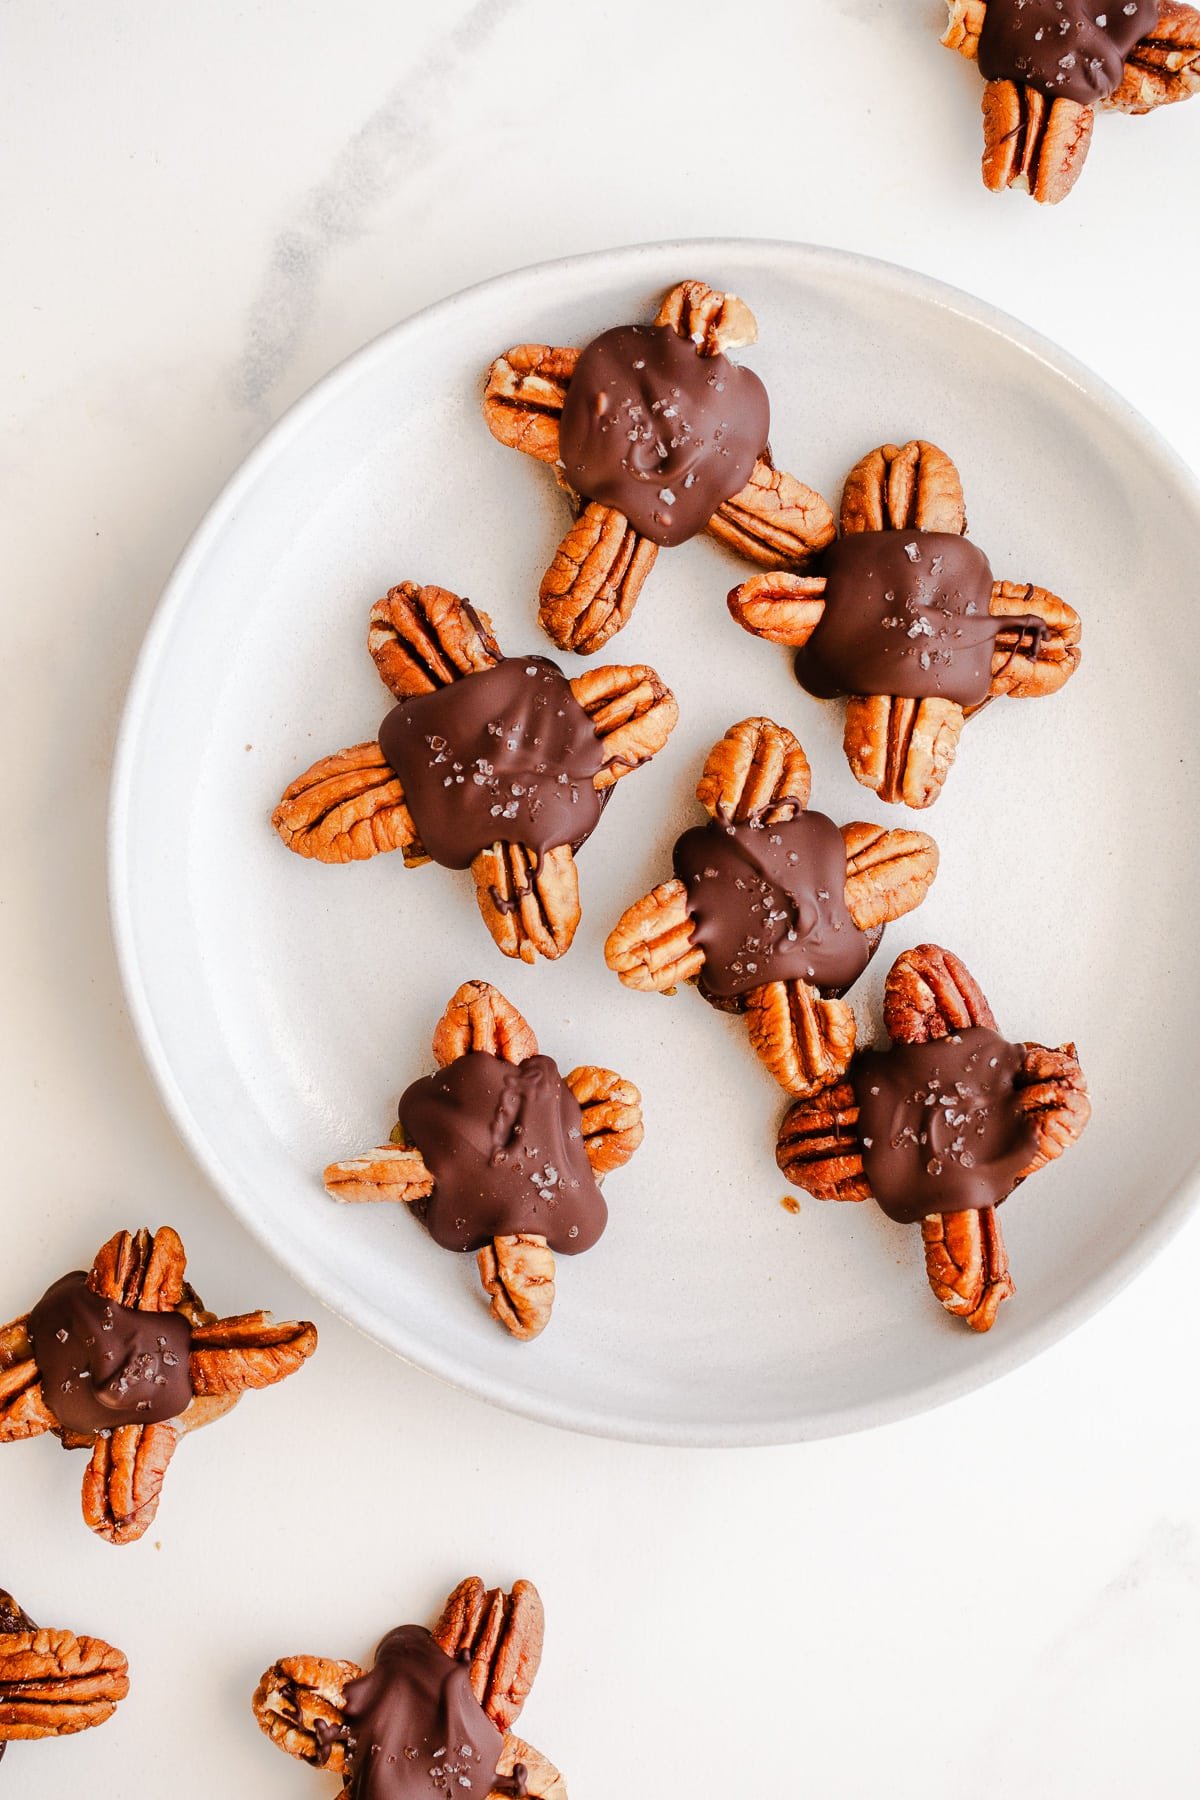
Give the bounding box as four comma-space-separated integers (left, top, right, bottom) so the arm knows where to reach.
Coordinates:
2, 3, 1199, 1795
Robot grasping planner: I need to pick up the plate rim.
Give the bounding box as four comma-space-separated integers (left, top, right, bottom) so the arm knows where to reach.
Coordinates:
108, 236, 1200, 1446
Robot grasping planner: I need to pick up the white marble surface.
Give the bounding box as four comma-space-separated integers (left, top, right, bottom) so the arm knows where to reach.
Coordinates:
2, 2, 1199, 1794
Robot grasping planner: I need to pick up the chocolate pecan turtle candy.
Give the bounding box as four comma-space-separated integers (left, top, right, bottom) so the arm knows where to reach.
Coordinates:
0, 1589, 128, 1761
0, 1228, 317, 1545
273, 582, 678, 964
483, 279, 836, 655
777, 944, 1090, 1330
943, 1, 1200, 203
252, 1575, 566, 1799
728, 441, 1081, 809
324, 981, 643, 1341
605, 718, 939, 1098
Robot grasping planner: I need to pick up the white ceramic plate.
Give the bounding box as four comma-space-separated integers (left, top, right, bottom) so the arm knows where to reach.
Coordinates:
110, 240, 1200, 1445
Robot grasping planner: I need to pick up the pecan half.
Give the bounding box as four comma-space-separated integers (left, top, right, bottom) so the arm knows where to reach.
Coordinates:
565, 1066, 644, 1173
88, 1224, 187, 1311
745, 980, 857, 1098
188, 1313, 318, 1396
569, 663, 678, 788
432, 980, 538, 1067
252, 1654, 362, 1771
981, 81, 1094, 204
922, 1208, 1014, 1331
323, 1141, 435, 1206
987, 581, 1082, 700
654, 280, 758, 354
840, 440, 966, 536
0, 1623, 129, 1741
433, 1578, 544, 1732
0, 1319, 54, 1444
726, 571, 827, 647
697, 715, 812, 824
477, 1235, 556, 1342
81, 1420, 182, 1547
472, 842, 581, 964
841, 822, 940, 932
941, 0, 987, 58
482, 344, 579, 464
494, 1734, 567, 1800
776, 1080, 870, 1202
883, 942, 996, 1040
1015, 1042, 1091, 1174
367, 582, 500, 699
1106, 2, 1200, 112
273, 742, 424, 865
538, 501, 659, 655
604, 879, 704, 994
843, 693, 965, 809
707, 458, 836, 568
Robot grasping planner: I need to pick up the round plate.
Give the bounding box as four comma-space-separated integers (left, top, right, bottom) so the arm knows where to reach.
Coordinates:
110, 240, 1200, 1445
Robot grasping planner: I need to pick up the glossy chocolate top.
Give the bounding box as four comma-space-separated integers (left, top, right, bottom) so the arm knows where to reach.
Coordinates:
672, 812, 870, 1001
558, 323, 769, 546
852, 1027, 1038, 1224
399, 1052, 606, 1254
978, 0, 1156, 104
795, 530, 1046, 708
337, 1625, 503, 1800
28, 1272, 193, 1435
379, 657, 604, 869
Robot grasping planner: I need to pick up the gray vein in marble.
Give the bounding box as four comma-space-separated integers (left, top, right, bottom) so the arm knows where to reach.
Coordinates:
230, 0, 521, 419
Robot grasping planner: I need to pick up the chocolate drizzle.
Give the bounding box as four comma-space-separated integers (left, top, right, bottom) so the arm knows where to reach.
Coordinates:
399, 1052, 607, 1254
378, 657, 605, 870
334, 1625, 503, 1800
672, 811, 871, 1002
852, 1027, 1038, 1225
558, 324, 769, 546
795, 530, 1045, 708
28, 1272, 193, 1435
978, 0, 1156, 104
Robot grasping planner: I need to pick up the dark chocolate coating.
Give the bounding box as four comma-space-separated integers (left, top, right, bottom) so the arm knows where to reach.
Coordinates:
558, 324, 769, 546
28, 1272, 193, 1435
852, 1027, 1038, 1225
378, 657, 604, 871
399, 1052, 607, 1254
672, 812, 870, 1002
794, 530, 1044, 708
337, 1625, 503, 1800
978, 0, 1156, 104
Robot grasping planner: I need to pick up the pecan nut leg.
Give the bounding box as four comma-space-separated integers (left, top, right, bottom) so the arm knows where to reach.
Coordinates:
844, 694, 965, 808
605, 880, 704, 995
726, 572, 827, 646
368, 582, 500, 698
432, 981, 538, 1067
776, 1080, 871, 1201
0, 1318, 55, 1443
252, 1654, 362, 1770
569, 664, 678, 789
1015, 1042, 1091, 1175
882, 942, 996, 1040
982, 81, 1094, 204
88, 1225, 187, 1311
0, 1625, 129, 1740
922, 1209, 1014, 1331
188, 1313, 318, 1397
697, 716, 811, 823
745, 980, 857, 1098
477, 1235, 556, 1342
654, 280, 758, 354
80, 1419, 182, 1547
472, 842, 581, 964
840, 439, 966, 536
273, 742, 424, 865
494, 1734, 567, 1800
323, 1142, 435, 1206
1105, 3, 1200, 112
482, 344, 579, 463
941, 0, 987, 58
433, 1577, 544, 1732
841, 822, 940, 932
985, 581, 1081, 701
538, 501, 659, 656
564, 1067, 644, 1173
707, 458, 836, 569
